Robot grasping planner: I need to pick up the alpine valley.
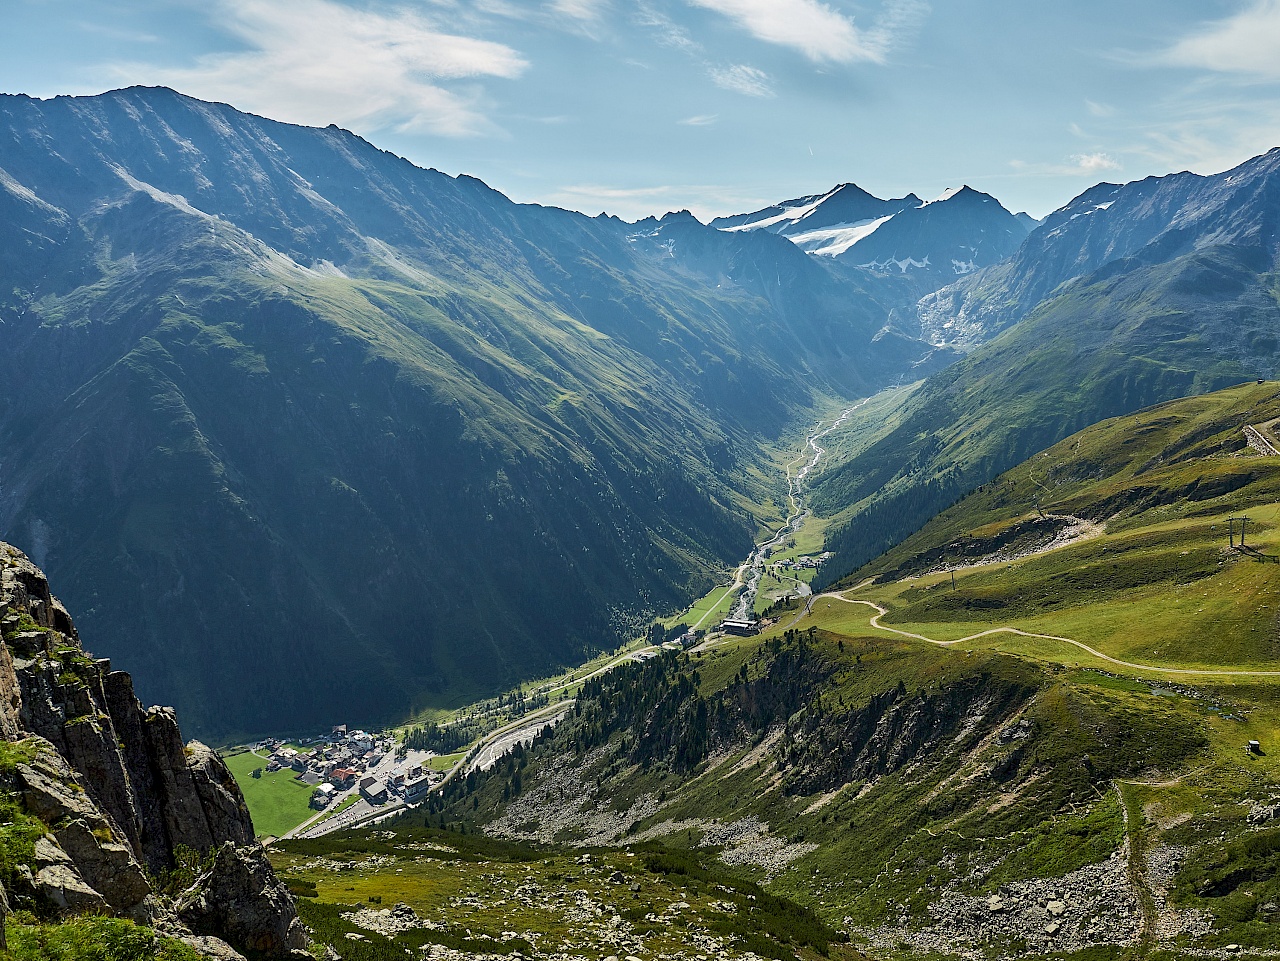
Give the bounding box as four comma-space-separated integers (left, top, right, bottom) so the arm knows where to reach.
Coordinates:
2, 85, 1280, 961
0, 87, 1017, 740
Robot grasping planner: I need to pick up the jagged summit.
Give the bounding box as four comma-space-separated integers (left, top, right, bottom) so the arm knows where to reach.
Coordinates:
712, 179, 1032, 283
710, 182, 919, 238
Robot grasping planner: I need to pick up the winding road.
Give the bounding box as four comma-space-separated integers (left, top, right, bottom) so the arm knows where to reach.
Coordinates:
812, 592, 1280, 678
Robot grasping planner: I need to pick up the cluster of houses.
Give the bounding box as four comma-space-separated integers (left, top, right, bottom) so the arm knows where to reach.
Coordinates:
776, 551, 833, 571
344, 760, 435, 809
260, 725, 388, 781
257, 725, 438, 811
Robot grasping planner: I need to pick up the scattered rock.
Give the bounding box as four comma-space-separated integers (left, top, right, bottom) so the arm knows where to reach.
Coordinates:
1247, 800, 1280, 825
174, 934, 249, 960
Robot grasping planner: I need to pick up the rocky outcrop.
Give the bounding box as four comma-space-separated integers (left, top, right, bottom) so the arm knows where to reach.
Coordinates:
1, 541, 305, 957
782, 672, 1038, 796
178, 843, 311, 959
11, 744, 152, 917
2, 543, 254, 873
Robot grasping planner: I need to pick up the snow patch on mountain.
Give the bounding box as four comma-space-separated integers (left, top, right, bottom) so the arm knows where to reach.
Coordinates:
718, 188, 838, 233
791, 214, 895, 257
861, 255, 931, 273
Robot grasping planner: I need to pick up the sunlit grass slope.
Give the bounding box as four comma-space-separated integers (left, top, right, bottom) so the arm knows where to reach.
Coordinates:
820, 381, 1280, 675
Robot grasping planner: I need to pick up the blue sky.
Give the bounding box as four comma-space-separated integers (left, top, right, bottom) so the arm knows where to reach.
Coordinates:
4, 0, 1280, 221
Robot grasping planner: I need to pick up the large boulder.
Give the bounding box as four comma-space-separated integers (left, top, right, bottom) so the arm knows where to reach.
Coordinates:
30, 835, 107, 916
178, 843, 310, 959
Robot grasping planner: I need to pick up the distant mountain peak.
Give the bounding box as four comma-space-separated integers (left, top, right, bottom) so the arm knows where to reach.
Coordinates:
714, 179, 1031, 281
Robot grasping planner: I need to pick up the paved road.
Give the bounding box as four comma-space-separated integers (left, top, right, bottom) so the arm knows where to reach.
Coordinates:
1245, 423, 1280, 457
466, 704, 573, 774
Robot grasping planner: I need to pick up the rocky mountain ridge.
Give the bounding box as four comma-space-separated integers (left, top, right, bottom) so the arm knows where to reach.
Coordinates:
811, 147, 1280, 586
910, 147, 1280, 348
713, 182, 1033, 296
0, 540, 306, 958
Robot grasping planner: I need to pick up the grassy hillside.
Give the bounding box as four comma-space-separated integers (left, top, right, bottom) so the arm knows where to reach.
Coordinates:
831, 381, 1280, 672
384, 385, 1280, 959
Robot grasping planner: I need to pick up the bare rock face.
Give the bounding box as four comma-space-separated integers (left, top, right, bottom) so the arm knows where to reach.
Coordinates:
2, 541, 256, 872
13, 745, 152, 917
178, 842, 311, 959
1, 541, 304, 952
3, 549, 255, 877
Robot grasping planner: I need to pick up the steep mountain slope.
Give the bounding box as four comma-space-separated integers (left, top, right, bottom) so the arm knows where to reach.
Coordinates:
812, 149, 1280, 587
415, 386, 1280, 959
913, 150, 1280, 348
714, 183, 1032, 292
0, 87, 945, 740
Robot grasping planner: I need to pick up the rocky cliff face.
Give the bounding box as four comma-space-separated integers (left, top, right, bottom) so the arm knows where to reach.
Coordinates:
0, 540, 307, 958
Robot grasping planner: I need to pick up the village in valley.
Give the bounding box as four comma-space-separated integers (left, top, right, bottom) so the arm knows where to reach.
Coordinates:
244, 723, 444, 838
225, 532, 834, 842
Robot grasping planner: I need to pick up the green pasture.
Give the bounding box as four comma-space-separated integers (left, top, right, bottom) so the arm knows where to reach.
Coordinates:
224, 750, 317, 839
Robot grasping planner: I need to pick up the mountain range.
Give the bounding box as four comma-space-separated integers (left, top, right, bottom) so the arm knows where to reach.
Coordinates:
0, 87, 1000, 740
4, 85, 1279, 745
712, 182, 1034, 292
811, 146, 1280, 587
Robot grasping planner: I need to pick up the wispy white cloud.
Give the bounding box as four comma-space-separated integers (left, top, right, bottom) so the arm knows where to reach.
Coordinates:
687, 0, 927, 63
710, 63, 773, 97
636, 2, 703, 53
679, 114, 718, 125
113, 0, 527, 137
1085, 99, 1115, 117
1009, 153, 1123, 177
1121, 102, 1280, 179
1158, 0, 1280, 80
547, 0, 609, 20
1070, 152, 1122, 173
